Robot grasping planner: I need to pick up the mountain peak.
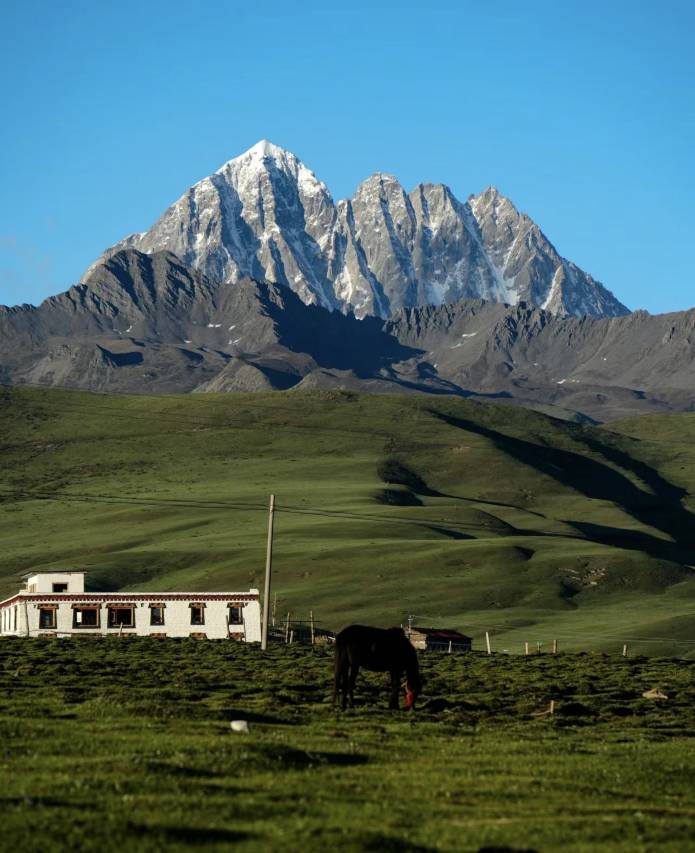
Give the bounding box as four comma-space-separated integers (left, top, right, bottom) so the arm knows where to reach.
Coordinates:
216, 139, 298, 175
91, 150, 628, 321
354, 172, 404, 195
244, 139, 292, 160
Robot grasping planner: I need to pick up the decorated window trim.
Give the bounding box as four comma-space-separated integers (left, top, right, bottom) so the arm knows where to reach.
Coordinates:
107, 605, 136, 629
190, 603, 206, 626
71, 605, 100, 629
227, 603, 245, 625
149, 604, 165, 626
38, 607, 57, 629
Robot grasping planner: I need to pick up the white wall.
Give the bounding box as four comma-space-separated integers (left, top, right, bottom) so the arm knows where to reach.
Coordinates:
24, 573, 86, 594
0, 595, 262, 641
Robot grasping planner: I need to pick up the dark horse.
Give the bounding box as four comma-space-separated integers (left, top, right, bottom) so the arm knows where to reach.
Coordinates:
334, 625, 422, 711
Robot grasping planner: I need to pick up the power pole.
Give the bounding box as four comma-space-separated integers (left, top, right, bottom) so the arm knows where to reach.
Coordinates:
261, 494, 275, 650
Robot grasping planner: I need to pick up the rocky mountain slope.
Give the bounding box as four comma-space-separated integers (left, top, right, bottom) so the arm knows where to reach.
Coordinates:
1, 249, 692, 421
94, 140, 628, 319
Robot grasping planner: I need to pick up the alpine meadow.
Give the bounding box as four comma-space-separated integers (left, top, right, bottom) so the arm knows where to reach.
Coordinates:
2, 385, 695, 652
3, 2, 695, 850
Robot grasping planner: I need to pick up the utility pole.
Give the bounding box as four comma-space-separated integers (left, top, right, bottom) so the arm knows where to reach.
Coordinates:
261, 494, 275, 651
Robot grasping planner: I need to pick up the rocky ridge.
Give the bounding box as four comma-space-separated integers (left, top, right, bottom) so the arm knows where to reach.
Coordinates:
94, 140, 628, 320
1, 249, 692, 421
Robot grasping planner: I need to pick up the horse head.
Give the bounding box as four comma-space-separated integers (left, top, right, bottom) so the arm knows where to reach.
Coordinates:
404, 671, 422, 710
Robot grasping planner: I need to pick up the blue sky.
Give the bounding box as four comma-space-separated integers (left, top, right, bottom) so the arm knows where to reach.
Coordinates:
1, 0, 693, 313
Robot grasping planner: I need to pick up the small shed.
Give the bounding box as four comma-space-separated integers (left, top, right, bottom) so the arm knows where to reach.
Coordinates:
408, 626, 472, 652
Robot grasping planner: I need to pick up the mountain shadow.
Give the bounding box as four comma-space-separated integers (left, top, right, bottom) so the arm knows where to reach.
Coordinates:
431, 411, 695, 564
258, 284, 423, 376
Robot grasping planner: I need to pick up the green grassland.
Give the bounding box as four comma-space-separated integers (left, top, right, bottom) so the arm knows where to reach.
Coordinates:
2, 639, 695, 852
2, 386, 695, 655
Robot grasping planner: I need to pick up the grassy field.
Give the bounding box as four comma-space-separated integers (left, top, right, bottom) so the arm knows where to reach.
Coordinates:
1, 638, 695, 852
2, 386, 695, 654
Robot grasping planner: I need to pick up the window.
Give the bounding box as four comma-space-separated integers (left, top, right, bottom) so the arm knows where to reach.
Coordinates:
228, 604, 243, 625
190, 604, 205, 626
108, 607, 135, 628
149, 605, 165, 626
72, 607, 100, 628
52, 583, 68, 593
39, 608, 57, 629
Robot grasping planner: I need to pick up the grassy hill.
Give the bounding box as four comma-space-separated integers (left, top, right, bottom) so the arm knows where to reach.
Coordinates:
2, 385, 695, 655
2, 639, 695, 852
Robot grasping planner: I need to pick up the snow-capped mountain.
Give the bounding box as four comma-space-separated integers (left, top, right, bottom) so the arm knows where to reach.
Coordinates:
2, 248, 692, 421
96, 140, 628, 319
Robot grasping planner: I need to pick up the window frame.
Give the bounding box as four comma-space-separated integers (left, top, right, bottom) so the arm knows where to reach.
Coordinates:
190, 603, 206, 626
72, 606, 100, 629
149, 604, 165, 626
38, 607, 57, 629
228, 604, 244, 626
107, 606, 136, 629
52, 583, 68, 593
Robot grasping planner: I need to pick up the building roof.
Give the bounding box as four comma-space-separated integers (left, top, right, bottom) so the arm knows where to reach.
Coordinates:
0, 591, 259, 607
21, 570, 87, 578
410, 626, 472, 641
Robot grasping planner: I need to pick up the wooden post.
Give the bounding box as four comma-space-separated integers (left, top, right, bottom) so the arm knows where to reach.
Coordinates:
272, 592, 277, 628
549, 700, 555, 715
537, 642, 542, 655
285, 612, 290, 643
289, 630, 294, 645
622, 643, 628, 658
552, 639, 558, 654
309, 610, 315, 645
524, 642, 529, 656
260, 494, 275, 651
448, 640, 452, 654
485, 631, 491, 655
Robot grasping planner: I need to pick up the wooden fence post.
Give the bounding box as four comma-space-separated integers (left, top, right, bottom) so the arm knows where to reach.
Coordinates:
552, 639, 558, 654
622, 643, 628, 658
285, 612, 290, 643
289, 630, 294, 645
448, 640, 452, 654
485, 631, 491, 655
310, 610, 315, 645
524, 642, 529, 656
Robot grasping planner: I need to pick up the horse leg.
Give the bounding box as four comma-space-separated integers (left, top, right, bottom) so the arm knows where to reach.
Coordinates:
334, 662, 344, 708
348, 664, 359, 708
389, 670, 400, 710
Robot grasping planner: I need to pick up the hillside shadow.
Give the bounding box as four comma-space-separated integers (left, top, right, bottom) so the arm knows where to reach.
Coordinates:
432, 411, 695, 563
260, 284, 424, 376
128, 824, 251, 845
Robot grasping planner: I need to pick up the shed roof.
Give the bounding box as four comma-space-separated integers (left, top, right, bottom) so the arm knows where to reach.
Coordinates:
410, 627, 472, 642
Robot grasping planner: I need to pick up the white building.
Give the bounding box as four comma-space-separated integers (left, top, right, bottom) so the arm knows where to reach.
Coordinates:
0, 572, 261, 641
